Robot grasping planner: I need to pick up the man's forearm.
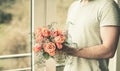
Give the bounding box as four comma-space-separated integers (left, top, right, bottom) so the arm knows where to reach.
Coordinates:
76, 44, 115, 59
63, 27, 119, 59
63, 44, 116, 59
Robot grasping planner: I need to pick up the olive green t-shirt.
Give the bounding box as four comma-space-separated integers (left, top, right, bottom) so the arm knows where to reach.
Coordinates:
64, 0, 120, 71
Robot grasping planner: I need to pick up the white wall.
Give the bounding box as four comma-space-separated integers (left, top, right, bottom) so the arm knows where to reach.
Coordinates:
34, 0, 45, 28
116, 2, 120, 71
116, 37, 120, 71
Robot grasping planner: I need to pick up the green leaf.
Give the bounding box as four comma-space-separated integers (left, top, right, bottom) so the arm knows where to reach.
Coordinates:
43, 53, 50, 60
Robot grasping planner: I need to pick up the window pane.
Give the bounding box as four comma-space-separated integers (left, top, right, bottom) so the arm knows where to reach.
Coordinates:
0, 0, 31, 70
0, 57, 31, 70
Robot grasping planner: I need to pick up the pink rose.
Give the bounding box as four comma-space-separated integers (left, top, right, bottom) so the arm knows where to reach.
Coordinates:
42, 28, 50, 37
43, 42, 56, 56
52, 30, 62, 36
35, 27, 42, 35
49, 51, 55, 56
35, 34, 44, 42
54, 35, 65, 43
34, 27, 44, 42
35, 27, 42, 33
33, 44, 42, 53
56, 43, 62, 49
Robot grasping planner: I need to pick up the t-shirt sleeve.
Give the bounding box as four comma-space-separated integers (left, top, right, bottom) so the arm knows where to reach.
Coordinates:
100, 1, 120, 27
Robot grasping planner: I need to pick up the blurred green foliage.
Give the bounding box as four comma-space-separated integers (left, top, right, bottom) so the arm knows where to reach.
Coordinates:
0, 0, 15, 9
0, 10, 12, 23
0, 0, 15, 23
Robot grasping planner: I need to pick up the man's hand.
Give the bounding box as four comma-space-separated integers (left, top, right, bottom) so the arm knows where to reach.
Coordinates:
62, 44, 79, 56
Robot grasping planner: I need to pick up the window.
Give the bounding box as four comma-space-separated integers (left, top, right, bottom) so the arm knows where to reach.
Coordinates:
0, 0, 31, 71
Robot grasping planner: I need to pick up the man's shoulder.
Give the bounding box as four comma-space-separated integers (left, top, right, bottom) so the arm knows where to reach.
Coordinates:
70, 0, 79, 7
95, 0, 118, 11
97, 0, 117, 6
68, 0, 80, 12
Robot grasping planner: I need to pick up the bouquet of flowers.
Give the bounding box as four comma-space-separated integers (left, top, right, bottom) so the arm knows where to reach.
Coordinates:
33, 24, 66, 66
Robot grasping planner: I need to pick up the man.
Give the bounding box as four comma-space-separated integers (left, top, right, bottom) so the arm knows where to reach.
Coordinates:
62, 0, 120, 71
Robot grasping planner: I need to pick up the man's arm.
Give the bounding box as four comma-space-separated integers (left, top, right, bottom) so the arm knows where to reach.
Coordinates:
63, 26, 120, 59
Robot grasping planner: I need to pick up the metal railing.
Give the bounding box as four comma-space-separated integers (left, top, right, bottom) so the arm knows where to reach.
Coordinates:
0, 53, 32, 71
0, 53, 31, 59
3, 67, 31, 71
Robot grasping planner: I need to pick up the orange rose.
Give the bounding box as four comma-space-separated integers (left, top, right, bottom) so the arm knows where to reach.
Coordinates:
52, 30, 62, 36
33, 44, 42, 53
49, 51, 55, 56
34, 27, 44, 42
42, 28, 50, 37
56, 43, 62, 49
35, 34, 44, 42
43, 42, 56, 56
35, 27, 42, 35
54, 35, 65, 43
